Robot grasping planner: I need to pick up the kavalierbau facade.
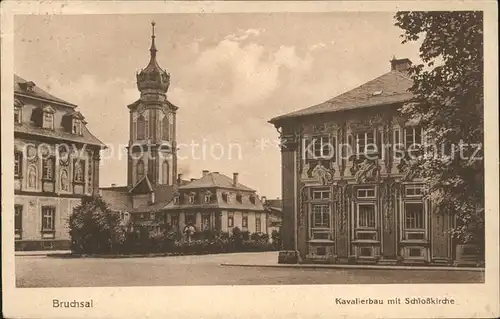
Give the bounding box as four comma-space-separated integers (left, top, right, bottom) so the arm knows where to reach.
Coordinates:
269, 58, 471, 266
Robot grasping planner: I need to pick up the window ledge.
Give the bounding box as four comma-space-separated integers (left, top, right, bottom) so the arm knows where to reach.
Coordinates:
400, 240, 429, 244
307, 239, 334, 244
352, 240, 380, 244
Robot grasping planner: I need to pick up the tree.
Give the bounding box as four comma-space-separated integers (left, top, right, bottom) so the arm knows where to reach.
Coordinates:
69, 196, 125, 254
394, 12, 484, 255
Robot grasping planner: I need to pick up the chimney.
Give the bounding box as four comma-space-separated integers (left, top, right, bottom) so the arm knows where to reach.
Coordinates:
177, 174, 183, 184
202, 170, 209, 177
111, 183, 117, 188
233, 172, 239, 186
390, 57, 412, 72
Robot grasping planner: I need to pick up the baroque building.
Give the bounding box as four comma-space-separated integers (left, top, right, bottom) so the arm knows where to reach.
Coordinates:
269, 58, 458, 265
101, 22, 269, 236
14, 75, 105, 250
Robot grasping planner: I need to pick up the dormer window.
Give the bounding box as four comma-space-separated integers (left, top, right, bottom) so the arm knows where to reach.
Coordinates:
250, 196, 256, 205
14, 107, 22, 124
204, 193, 212, 204
72, 119, 82, 135
19, 81, 36, 92
41, 105, 55, 130
236, 194, 243, 203
173, 196, 179, 205
222, 193, 229, 203
189, 194, 196, 204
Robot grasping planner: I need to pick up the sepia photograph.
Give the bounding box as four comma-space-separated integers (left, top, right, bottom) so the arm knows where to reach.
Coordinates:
1, 1, 498, 319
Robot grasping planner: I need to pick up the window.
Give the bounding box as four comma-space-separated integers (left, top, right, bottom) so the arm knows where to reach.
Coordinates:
202, 214, 210, 231
204, 194, 211, 203
249, 196, 256, 204
227, 213, 234, 228
255, 213, 261, 233
15, 205, 23, 239
14, 152, 22, 178
393, 128, 401, 145
242, 213, 248, 229
312, 188, 330, 200
235, 194, 242, 203
185, 213, 196, 226
136, 160, 145, 180
14, 107, 22, 124
222, 193, 229, 203
312, 136, 334, 159
310, 204, 331, 240
189, 194, 196, 204
357, 204, 376, 228
43, 112, 54, 130
162, 160, 169, 185
74, 160, 84, 183
150, 212, 155, 220
173, 196, 179, 205
162, 116, 169, 140
355, 131, 376, 154
404, 203, 425, 230
42, 157, 54, 181
41, 206, 55, 231
171, 214, 179, 228
72, 119, 82, 135
357, 187, 375, 199
137, 114, 145, 140
404, 126, 422, 149
27, 165, 37, 189
405, 185, 423, 197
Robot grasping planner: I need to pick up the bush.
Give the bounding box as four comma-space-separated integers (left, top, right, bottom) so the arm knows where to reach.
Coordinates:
69, 196, 125, 255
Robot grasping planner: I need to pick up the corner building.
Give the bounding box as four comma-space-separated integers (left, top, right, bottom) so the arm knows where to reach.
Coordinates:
14, 75, 105, 250
269, 58, 457, 265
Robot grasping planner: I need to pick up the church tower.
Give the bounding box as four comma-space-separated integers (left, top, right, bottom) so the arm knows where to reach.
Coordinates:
127, 21, 177, 189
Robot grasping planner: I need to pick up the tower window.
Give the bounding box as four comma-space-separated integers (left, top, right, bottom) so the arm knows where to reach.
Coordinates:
162, 115, 169, 141
137, 114, 145, 140
137, 160, 145, 180
162, 160, 169, 185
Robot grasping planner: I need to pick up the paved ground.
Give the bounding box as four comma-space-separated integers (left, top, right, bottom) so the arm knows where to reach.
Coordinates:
16, 252, 484, 287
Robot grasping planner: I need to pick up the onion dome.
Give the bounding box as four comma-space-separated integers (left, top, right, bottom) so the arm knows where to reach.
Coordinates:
136, 21, 170, 93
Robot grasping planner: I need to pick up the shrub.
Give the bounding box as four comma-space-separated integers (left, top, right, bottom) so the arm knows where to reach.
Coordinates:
68, 196, 125, 255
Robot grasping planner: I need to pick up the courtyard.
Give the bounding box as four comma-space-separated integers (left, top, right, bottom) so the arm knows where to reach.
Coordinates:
16, 252, 484, 287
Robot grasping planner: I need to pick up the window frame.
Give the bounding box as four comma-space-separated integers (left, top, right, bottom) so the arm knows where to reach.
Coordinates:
73, 159, 85, 183
311, 135, 335, 160
41, 206, 56, 235
404, 202, 426, 230
14, 152, 23, 178
189, 194, 196, 204
204, 194, 211, 204
14, 107, 22, 124
255, 213, 262, 233
311, 188, 330, 201
242, 213, 248, 229
201, 213, 211, 231
404, 126, 423, 149
72, 119, 82, 135
309, 204, 332, 240
43, 112, 54, 130
236, 194, 243, 203
15, 204, 23, 239
356, 203, 377, 229
42, 157, 55, 181
356, 187, 376, 199
355, 130, 376, 154
404, 184, 424, 198
227, 213, 234, 228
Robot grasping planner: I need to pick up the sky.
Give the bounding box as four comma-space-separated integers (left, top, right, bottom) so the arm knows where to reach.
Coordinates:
14, 13, 422, 198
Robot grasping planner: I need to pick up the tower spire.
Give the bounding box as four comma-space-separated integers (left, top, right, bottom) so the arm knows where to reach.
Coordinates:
150, 21, 157, 57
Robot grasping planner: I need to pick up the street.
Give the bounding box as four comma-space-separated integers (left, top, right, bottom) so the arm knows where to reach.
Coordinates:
15, 252, 484, 287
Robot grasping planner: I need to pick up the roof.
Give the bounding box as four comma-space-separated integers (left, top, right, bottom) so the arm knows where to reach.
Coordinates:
14, 74, 77, 107
269, 70, 414, 124
100, 189, 132, 212
129, 184, 176, 213
14, 121, 106, 148
179, 172, 255, 192
265, 199, 282, 212
163, 190, 265, 212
